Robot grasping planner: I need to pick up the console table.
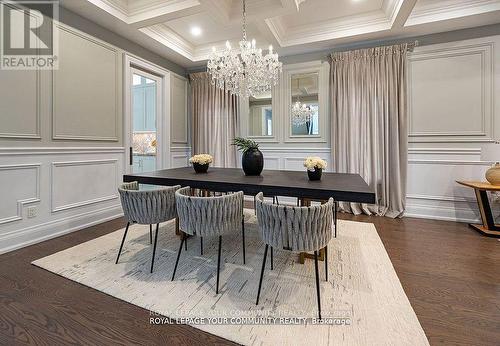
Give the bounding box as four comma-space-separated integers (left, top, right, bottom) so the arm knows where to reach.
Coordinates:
456, 181, 500, 237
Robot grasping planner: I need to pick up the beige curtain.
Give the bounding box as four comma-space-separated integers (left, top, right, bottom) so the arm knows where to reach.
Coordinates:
190, 72, 239, 168
330, 44, 408, 218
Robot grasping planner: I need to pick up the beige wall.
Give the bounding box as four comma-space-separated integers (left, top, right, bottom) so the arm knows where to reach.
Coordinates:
0, 20, 123, 147
0, 12, 188, 254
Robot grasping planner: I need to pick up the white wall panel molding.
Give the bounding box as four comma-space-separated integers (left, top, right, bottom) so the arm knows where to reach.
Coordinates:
407, 193, 477, 204
50, 159, 119, 213
0, 164, 41, 225
170, 74, 189, 144
0, 69, 41, 139
260, 147, 331, 153
408, 159, 491, 166
171, 146, 191, 168
171, 146, 192, 152
408, 147, 481, 155
52, 23, 121, 141
0, 147, 125, 156
409, 40, 494, 143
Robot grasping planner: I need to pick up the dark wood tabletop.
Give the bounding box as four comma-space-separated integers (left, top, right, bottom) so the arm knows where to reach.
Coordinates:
124, 167, 375, 204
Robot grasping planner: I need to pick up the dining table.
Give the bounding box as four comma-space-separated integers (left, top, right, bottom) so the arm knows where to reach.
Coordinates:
123, 167, 375, 203
123, 167, 376, 263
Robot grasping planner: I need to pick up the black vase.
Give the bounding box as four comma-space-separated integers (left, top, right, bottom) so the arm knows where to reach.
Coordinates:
307, 168, 322, 181
242, 148, 264, 176
193, 162, 209, 173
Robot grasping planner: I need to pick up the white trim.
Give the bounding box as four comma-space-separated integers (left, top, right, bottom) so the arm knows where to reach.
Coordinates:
259, 147, 330, 153
0, 205, 123, 255
0, 164, 41, 225
0, 147, 125, 155
124, 54, 172, 173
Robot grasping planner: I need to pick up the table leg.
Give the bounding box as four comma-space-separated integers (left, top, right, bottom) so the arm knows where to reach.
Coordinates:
470, 189, 500, 237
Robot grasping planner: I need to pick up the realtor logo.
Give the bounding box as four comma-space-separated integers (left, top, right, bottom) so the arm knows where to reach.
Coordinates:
0, 0, 59, 70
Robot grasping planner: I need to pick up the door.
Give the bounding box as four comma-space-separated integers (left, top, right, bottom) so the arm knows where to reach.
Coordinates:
130, 68, 162, 174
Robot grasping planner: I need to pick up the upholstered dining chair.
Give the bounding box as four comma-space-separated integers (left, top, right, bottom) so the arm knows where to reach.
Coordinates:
116, 181, 180, 273
172, 186, 245, 294
254, 192, 334, 319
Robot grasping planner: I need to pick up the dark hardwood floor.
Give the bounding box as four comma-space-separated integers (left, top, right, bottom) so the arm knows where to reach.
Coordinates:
0, 212, 499, 345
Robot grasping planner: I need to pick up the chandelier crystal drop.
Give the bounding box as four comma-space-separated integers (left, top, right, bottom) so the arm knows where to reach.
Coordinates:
207, 0, 282, 98
292, 101, 314, 126
291, 77, 313, 125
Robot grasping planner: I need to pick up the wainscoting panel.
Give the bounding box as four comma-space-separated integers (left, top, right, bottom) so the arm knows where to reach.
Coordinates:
51, 159, 119, 213
0, 164, 40, 224
170, 146, 191, 168
0, 147, 125, 254
406, 35, 500, 223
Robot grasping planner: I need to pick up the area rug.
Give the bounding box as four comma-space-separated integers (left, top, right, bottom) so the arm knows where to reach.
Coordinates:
32, 210, 428, 345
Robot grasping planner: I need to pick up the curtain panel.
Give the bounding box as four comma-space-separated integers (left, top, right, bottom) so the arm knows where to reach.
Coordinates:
190, 72, 239, 168
330, 44, 409, 218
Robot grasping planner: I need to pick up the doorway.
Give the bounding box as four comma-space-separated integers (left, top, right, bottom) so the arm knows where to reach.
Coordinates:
124, 55, 171, 174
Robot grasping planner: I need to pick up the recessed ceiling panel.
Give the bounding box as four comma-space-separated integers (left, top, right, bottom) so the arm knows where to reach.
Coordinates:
278, 0, 384, 28
165, 11, 265, 46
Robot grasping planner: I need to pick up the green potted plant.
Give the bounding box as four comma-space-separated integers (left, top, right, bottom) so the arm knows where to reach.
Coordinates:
232, 137, 264, 176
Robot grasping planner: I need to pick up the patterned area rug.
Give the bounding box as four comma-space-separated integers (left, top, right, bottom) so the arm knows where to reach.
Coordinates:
32, 210, 428, 345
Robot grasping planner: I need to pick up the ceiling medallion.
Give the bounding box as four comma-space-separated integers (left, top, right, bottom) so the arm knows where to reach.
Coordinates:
207, 0, 282, 98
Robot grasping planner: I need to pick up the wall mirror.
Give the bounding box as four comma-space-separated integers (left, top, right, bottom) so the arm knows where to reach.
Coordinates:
290, 72, 319, 136
248, 91, 273, 137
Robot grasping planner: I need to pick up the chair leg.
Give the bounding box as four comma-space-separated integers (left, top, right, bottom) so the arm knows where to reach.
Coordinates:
171, 233, 185, 280
254, 195, 257, 215
150, 223, 160, 273
324, 246, 328, 282
200, 236, 203, 256
242, 217, 246, 264
115, 222, 130, 264
270, 246, 273, 270
149, 224, 153, 244
216, 235, 222, 294
314, 250, 322, 320
184, 235, 188, 251
256, 244, 269, 305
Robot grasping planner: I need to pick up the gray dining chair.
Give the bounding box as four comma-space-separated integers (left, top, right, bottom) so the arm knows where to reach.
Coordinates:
116, 181, 180, 273
172, 186, 245, 294
254, 192, 334, 319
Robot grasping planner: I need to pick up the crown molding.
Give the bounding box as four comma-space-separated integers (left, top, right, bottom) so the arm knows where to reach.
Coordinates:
267, 10, 391, 47
406, 0, 500, 27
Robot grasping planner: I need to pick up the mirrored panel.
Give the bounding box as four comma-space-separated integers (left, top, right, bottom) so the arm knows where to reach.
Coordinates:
290, 72, 319, 136
248, 92, 273, 137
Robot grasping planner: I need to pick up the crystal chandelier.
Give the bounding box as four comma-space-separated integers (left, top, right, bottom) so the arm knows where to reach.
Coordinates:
291, 78, 313, 126
207, 0, 282, 98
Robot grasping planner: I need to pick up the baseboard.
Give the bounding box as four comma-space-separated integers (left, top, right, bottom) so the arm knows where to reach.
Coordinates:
244, 195, 485, 223
0, 205, 123, 255
404, 203, 481, 223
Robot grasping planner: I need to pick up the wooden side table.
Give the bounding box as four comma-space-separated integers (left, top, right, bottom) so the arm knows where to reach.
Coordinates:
456, 181, 500, 237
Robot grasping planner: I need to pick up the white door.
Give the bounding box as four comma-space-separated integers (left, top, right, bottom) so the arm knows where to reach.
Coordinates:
129, 68, 162, 174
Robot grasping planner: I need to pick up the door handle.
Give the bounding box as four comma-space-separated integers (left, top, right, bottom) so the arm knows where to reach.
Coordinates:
129, 147, 133, 165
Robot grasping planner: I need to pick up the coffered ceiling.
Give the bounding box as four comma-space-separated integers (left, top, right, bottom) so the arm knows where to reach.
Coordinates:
61, 0, 500, 67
